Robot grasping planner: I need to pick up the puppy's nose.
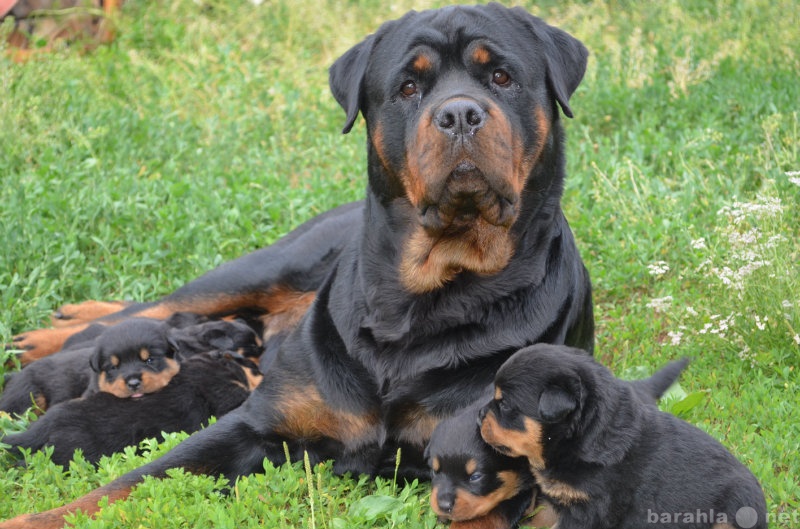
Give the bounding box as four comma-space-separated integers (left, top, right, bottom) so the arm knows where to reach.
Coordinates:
437, 493, 455, 514
435, 99, 486, 136
126, 377, 142, 391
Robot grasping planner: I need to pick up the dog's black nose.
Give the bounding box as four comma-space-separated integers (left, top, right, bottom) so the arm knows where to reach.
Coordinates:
437, 493, 455, 514
435, 99, 486, 136
127, 377, 142, 391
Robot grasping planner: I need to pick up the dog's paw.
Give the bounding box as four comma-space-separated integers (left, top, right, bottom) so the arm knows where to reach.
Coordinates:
51, 300, 129, 328
9, 327, 80, 364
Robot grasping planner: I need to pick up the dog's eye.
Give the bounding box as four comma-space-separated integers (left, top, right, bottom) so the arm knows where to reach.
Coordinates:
144, 357, 154, 365
497, 399, 510, 413
492, 69, 511, 86
400, 80, 418, 97
468, 472, 484, 483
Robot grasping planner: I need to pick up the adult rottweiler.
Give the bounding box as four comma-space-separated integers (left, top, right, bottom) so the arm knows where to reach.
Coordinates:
0, 4, 592, 527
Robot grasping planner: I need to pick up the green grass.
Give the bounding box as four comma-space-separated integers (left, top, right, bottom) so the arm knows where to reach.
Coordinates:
1, 0, 799, 526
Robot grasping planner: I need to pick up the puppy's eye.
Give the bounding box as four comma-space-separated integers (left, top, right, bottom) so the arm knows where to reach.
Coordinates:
400, 80, 418, 97
492, 69, 511, 86
144, 357, 155, 366
468, 472, 484, 483
497, 399, 510, 413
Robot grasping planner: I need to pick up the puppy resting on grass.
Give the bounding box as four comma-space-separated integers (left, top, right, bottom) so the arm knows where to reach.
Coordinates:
479, 344, 766, 529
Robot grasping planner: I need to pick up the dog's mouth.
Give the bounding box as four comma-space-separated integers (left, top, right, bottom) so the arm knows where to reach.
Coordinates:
417, 162, 519, 236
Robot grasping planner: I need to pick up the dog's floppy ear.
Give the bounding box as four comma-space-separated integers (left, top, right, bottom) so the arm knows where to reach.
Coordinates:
329, 34, 378, 134
203, 328, 235, 351
539, 384, 579, 423
88, 346, 103, 373
504, 6, 588, 118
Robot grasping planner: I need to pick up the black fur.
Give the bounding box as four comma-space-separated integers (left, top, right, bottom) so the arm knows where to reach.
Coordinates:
1, 5, 594, 526
2, 352, 260, 466
425, 400, 535, 528
480, 344, 767, 529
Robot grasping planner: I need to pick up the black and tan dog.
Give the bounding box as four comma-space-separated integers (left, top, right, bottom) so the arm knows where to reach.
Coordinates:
2, 351, 262, 466
1, 4, 593, 527
425, 400, 539, 529
1, 315, 262, 415
479, 344, 767, 529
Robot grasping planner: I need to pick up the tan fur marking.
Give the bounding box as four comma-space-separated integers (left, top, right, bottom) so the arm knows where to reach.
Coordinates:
465, 458, 478, 476
140, 358, 180, 394
51, 300, 129, 327
260, 287, 316, 341
444, 470, 524, 521
495, 386, 503, 400
472, 46, 491, 65
398, 98, 522, 293
480, 412, 545, 470
395, 405, 441, 446
110, 355, 120, 367
532, 470, 589, 506
413, 53, 433, 72
432, 456, 441, 473
274, 385, 379, 445
139, 348, 150, 362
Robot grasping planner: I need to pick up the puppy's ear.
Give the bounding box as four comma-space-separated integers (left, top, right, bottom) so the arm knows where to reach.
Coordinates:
88, 346, 102, 373
203, 328, 235, 351
328, 34, 377, 134
539, 385, 579, 423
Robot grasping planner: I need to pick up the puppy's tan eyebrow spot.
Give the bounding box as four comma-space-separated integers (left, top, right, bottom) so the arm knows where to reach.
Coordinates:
110, 355, 120, 367
494, 386, 503, 400
432, 456, 441, 472
465, 458, 477, 475
139, 348, 151, 361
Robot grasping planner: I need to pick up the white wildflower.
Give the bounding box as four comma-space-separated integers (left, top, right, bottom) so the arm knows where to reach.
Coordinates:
686, 306, 699, 317
667, 331, 683, 346
754, 315, 768, 331
786, 170, 800, 186
646, 296, 673, 313
648, 261, 670, 277
691, 237, 707, 250
794, 334, 800, 345
782, 300, 793, 309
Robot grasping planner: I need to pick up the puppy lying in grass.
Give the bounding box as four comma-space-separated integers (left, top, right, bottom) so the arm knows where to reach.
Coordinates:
2, 351, 262, 466
479, 344, 766, 529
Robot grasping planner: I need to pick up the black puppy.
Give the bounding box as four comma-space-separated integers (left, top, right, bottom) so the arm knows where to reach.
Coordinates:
479, 344, 767, 529
425, 400, 538, 529
85, 318, 181, 399
2, 351, 262, 466
426, 353, 687, 529
0, 346, 94, 416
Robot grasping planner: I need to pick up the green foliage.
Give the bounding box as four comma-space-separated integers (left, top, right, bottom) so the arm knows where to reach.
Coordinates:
1, 0, 799, 526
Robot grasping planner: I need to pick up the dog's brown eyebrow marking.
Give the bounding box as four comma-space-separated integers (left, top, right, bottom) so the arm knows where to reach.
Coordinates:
412, 53, 433, 72
465, 458, 477, 475
110, 355, 120, 367
432, 456, 441, 472
494, 386, 503, 400
139, 348, 150, 362
472, 45, 491, 65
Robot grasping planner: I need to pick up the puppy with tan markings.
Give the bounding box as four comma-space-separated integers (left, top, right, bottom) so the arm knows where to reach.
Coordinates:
426, 401, 537, 529
86, 318, 180, 399
479, 344, 767, 529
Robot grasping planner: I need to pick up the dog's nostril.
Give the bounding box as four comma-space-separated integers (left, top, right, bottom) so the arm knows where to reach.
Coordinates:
435, 99, 486, 136
127, 378, 141, 390
438, 497, 454, 513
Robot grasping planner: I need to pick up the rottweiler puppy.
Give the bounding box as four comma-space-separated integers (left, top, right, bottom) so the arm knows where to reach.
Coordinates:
0, 346, 94, 416
85, 318, 181, 398
427, 354, 687, 529
0, 315, 262, 414
479, 344, 767, 529
2, 351, 262, 466
1, 5, 595, 527
425, 400, 537, 529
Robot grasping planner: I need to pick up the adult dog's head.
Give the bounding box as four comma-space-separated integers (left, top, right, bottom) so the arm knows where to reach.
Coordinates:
329, 3, 588, 293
